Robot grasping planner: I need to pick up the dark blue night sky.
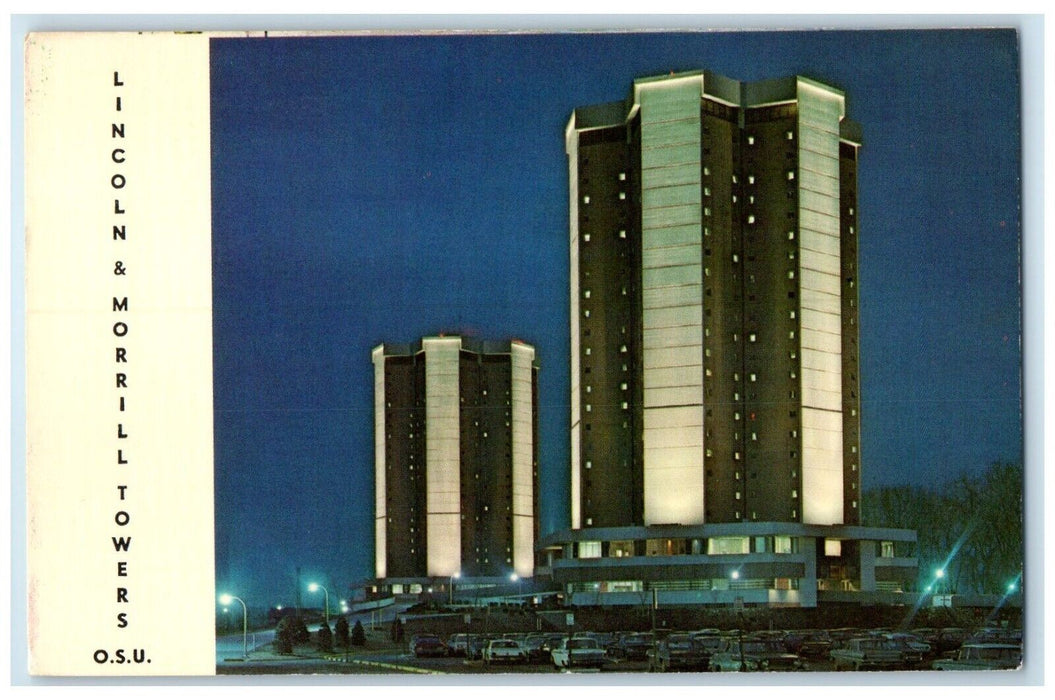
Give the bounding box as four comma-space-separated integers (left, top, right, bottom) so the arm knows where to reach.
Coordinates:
210, 30, 1022, 607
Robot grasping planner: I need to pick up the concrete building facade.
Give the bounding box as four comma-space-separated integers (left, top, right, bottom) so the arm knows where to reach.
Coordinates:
568, 70, 862, 529
373, 336, 539, 587
552, 70, 916, 606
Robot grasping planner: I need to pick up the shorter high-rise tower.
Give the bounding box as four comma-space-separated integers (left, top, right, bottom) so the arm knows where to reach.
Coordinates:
373, 337, 538, 584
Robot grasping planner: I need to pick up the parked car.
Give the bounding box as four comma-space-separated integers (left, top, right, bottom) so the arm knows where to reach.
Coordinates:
647, 633, 712, 672
523, 634, 566, 663
411, 634, 448, 658
794, 630, 834, 659
465, 635, 491, 660
551, 637, 608, 670
830, 637, 904, 671
608, 632, 654, 661
483, 638, 527, 664
709, 637, 806, 672
932, 643, 1022, 671
446, 633, 469, 657
882, 632, 931, 666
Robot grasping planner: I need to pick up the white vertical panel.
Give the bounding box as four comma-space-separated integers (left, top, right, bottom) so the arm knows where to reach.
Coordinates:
510, 342, 535, 577
566, 116, 582, 530
423, 336, 462, 575
635, 75, 706, 526
372, 345, 387, 579
797, 79, 845, 525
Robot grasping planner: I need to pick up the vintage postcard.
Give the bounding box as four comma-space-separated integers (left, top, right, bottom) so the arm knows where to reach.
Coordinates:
21, 25, 1031, 679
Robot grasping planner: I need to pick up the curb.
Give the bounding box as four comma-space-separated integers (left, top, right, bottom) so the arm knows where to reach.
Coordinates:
322, 655, 446, 675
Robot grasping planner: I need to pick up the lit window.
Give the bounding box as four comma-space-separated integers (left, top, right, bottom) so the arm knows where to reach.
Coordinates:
704, 187, 711, 196
749, 373, 756, 382
747, 136, 755, 146
705, 368, 712, 377
705, 448, 713, 457
585, 385, 591, 393
704, 167, 710, 176
585, 347, 591, 355
824, 539, 842, 557
584, 309, 590, 318
881, 541, 895, 558
708, 536, 749, 555
849, 207, 855, 215
585, 460, 591, 469
583, 195, 590, 204
584, 289, 591, 299
787, 171, 795, 180
621, 402, 629, 410
789, 310, 796, 319
619, 192, 626, 200
786, 130, 794, 140
791, 489, 798, 498
747, 215, 756, 224
586, 517, 592, 525
579, 541, 602, 558
619, 172, 626, 181
704, 207, 711, 216
749, 333, 757, 342
787, 231, 795, 240
620, 382, 627, 391
620, 344, 628, 353
751, 432, 757, 441
586, 404, 591, 412
619, 229, 626, 238
774, 536, 793, 554
732, 174, 738, 184
583, 233, 590, 242
788, 270, 795, 279
735, 491, 741, 500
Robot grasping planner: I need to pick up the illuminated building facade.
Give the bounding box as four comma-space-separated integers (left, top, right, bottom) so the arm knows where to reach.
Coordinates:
545, 70, 917, 607
569, 70, 862, 529
372, 337, 538, 588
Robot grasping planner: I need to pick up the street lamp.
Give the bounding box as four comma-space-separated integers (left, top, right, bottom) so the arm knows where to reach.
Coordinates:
308, 582, 330, 626
219, 593, 248, 659
510, 573, 522, 598
450, 572, 461, 606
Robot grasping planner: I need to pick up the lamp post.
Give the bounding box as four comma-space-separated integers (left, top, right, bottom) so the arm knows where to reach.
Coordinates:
450, 571, 461, 606
308, 582, 330, 626
219, 593, 248, 659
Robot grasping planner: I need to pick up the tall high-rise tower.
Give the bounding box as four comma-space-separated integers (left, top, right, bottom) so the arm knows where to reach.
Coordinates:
567, 70, 862, 530
373, 337, 539, 583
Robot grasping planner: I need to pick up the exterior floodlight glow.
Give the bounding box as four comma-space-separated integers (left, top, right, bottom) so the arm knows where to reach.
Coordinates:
1007, 582, 1017, 593
510, 573, 518, 582
935, 569, 945, 579
276, 605, 283, 611
307, 583, 330, 625
730, 570, 740, 580
218, 593, 248, 658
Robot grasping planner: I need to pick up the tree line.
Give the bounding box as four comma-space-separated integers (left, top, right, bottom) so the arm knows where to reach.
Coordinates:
862, 461, 1023, 595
